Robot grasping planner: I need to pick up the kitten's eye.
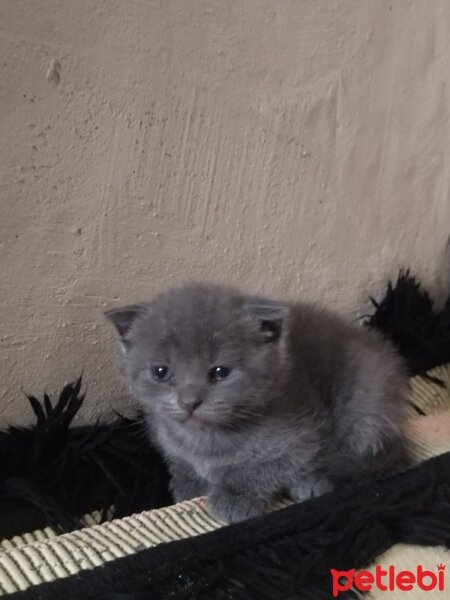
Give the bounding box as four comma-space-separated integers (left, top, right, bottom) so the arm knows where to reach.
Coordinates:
151, 365, 171, 381
209, 366, 232, 382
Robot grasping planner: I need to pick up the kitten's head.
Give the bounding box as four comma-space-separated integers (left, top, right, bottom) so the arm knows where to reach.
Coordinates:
105, 283, 289, 429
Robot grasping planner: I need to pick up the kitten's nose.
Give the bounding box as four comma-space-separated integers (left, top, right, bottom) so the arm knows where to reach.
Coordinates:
177, 386, 203, 414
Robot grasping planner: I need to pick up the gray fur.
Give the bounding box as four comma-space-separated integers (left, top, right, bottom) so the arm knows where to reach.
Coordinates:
105, 283, 409, 523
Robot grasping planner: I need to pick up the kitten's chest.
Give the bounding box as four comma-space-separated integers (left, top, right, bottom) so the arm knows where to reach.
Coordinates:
193, 462, 225, 484
158, 421, 284, 471
152, 416, 303, 485
158, 429, 229, 483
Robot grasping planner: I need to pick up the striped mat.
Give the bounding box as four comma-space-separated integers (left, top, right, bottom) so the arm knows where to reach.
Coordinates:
1, 364, 450, 596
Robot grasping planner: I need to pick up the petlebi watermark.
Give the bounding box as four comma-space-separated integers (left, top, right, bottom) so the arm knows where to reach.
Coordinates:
330, 564, 446, 597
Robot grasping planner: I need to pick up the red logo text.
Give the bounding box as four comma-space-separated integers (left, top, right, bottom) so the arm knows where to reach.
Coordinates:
330, 564, 446, 597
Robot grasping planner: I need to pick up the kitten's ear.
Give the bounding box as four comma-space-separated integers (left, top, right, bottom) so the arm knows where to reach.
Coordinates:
104, 304, 148, 350
244, 297, 289, 343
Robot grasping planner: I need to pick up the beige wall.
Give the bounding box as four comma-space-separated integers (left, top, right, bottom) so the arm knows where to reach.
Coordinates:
1, 1, 449, 424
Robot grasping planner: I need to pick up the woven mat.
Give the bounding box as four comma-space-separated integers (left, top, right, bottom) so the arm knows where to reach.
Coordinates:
1, 365, 450, 596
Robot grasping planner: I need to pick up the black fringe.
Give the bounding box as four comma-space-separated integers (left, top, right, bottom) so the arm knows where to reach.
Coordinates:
0, 378, 171, 539
365, 271, 450, 375
9, 451, 450, 600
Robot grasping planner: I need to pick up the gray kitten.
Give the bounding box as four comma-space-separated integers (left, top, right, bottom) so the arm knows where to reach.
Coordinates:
105, 283, 409, 523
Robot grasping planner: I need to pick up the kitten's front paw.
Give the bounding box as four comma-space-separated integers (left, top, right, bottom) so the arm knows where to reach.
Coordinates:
171, 480, 208, 503
291, 476, 333, 502
207, 490, 265, 523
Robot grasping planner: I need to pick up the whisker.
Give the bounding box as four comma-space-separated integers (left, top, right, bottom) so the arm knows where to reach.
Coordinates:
112, 419, 148, 432
233, 408, 265, 419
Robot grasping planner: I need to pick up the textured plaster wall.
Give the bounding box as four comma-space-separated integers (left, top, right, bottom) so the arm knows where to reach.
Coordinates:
0, 1, 449, 424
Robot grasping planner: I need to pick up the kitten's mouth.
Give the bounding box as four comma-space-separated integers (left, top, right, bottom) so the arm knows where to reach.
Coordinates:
179, 413, 217, 427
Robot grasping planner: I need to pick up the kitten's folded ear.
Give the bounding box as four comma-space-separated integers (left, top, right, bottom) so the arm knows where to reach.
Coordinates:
104, 304, 148, 348
244, 297, 289, 343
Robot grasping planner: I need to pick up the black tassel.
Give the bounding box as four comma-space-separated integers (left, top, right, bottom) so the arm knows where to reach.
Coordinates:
365, 271, 450, 375
0, 379, 171, 539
